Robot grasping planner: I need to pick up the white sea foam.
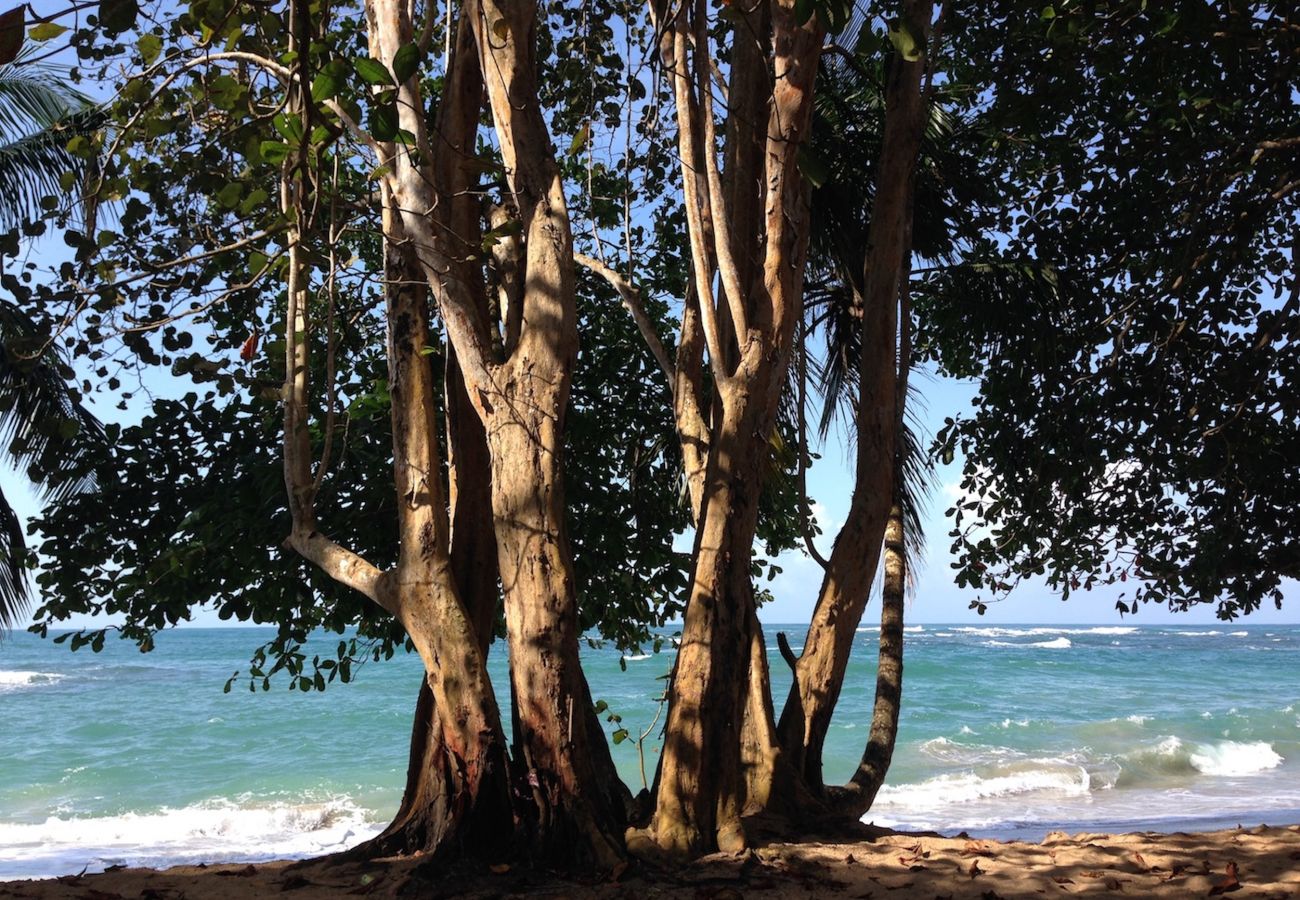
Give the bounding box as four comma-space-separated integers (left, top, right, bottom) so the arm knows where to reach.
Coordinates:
0, 671, 65, 693
1229, 631, 1248, 637
622, 654, 651, 662
954, 626, 1131, 639
873, 762, 1091, 809
1125, 715, 1149, 725
1174, 631, 1221, 637
1189, 741, 1283, 776
987, 637, 1072, 649
0, 798, 381, 880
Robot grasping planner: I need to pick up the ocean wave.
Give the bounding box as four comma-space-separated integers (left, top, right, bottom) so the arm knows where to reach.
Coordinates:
874, 761, 1091, 809
986, 637, 1072, 649
953, 626, 1132, 638
0, 670, 65, 693
1189, 740, 1284, 776
0, 797, 381, 879
622, 654, 651, 662
1174, 630, 1222, 637
1117, 736, 1283, 783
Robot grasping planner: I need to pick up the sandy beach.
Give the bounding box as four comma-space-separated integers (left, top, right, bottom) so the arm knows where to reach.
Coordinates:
2, 824, 1297, 898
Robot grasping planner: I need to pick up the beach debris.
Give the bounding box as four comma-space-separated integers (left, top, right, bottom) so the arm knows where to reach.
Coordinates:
1051, 875, 1075, 884
1207, 861, 1242, 896
961, 841, 996, 858
214, 865, 257, 877
898, 843, 929, 870
968, 859, 983, 879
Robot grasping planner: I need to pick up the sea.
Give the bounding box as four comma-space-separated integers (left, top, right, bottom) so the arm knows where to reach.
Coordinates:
2, 623, 1298, 879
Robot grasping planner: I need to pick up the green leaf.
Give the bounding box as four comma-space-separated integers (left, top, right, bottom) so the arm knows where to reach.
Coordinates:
216, 182, 242, 208
30, 22, 70, 41
611, 728, 629, 745
392, 43, 420, 83
353, 57, 393, 86
138, 32, 162, 64
259, 140, 291, 164
480, 218, 522, 251
311, 71, 342, 103
797, 146, 830, 188
99, 0, 140, 35
369, 103, 398, 141
794, 0, 814, 26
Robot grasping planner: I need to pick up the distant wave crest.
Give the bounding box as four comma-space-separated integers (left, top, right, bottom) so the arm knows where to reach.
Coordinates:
0, 670, 65, 693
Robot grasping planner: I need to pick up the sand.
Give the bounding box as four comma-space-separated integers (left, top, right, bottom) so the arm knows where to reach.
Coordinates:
2, 824, 1298, 898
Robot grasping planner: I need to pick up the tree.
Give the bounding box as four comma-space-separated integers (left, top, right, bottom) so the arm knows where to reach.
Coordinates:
924, 1, 1300, 620
23, 0, 939, 865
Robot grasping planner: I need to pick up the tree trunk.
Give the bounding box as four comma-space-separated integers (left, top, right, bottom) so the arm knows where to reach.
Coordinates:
835, 501, 906, 817
649, 375, 772, 856
486, 364, 625, 868
773, 0, 932, 794
346, 239, 515, 861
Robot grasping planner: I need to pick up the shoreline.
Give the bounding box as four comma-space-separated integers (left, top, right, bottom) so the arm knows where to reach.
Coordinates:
3, 823, 1298, 899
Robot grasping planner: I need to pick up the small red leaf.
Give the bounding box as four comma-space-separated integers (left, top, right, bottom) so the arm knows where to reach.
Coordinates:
240, 330, 259, 361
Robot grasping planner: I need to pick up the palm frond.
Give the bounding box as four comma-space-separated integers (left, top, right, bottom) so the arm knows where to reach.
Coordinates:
0, 44, 91, 135
0, 107, 102, 232
0, 298, 104, 502
0, 484, 31, 631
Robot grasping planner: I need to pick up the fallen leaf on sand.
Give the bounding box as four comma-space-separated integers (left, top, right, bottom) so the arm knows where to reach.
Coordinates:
1208, 861, 1241, 896
962, 841, 996, 858
1051, 875, 1074, 885
1104, 877, 1128, 890
1132, 852, 1150, 872
215, 865, 257, 878
1078, 870, 1105, 878
968, 859, 983, 879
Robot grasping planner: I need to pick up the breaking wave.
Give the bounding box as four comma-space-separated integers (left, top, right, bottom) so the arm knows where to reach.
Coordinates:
0, 798, 381, 879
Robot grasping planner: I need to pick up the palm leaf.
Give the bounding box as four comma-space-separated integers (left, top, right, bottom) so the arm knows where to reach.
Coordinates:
0, 298, 103, 501
0, 106, 102, 232
0, 484, 30, 630
0, 44, 91, 134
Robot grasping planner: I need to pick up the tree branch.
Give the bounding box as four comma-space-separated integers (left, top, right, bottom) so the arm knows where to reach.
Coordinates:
574, 252, 675, 383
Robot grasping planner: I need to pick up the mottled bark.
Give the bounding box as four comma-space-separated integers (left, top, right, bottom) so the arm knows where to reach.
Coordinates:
366, 0, 626, 867
775, 0, 932, 795
644, 0, 823, 857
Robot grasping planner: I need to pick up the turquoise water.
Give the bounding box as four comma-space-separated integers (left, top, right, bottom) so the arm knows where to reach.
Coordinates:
2, 623, 1298, 878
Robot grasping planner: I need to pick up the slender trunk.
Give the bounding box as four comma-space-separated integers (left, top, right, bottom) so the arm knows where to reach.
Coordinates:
774, 0, 932, 794
835, 501, 905, 816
